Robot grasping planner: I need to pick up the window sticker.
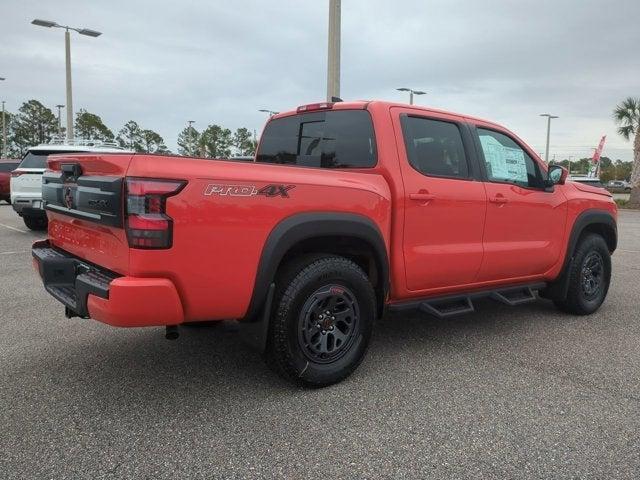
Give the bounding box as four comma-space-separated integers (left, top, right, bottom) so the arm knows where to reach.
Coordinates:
480, 135, 527, 183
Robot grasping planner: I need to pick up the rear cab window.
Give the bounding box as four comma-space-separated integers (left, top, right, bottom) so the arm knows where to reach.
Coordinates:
18, 152, 49, 169
256, 110, 377, 168
18, 150, 88, 170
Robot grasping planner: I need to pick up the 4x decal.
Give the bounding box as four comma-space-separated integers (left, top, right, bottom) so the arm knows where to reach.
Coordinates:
204, 184, 295, 198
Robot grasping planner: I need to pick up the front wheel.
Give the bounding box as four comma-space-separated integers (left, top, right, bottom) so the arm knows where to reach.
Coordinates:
23, 215, 48, 231
553, 234, 611, 315
266, 255, 376, 387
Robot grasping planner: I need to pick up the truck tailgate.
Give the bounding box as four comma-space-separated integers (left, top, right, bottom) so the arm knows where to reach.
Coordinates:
43, 154, 134, 275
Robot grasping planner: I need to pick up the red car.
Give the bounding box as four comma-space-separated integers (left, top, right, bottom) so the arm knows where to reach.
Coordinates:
0, 159, 20, 204
32, 101, 617, 386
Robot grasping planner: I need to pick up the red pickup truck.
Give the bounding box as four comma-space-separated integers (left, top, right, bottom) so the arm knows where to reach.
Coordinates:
33, 101, 617, 386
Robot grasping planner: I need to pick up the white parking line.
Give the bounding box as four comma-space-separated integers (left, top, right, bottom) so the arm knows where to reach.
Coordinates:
0, 250, 30, 255
0, 222, 28, 234
618, 249, 640, 254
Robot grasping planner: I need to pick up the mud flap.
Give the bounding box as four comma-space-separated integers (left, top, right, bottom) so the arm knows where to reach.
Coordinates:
238, 283, 275, 353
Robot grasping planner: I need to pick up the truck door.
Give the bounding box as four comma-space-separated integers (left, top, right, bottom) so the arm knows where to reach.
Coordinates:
471, 124, 567, 281
391, 108, 487, 292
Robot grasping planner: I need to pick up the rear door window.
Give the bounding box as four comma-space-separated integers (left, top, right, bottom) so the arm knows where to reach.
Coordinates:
256, 110, 377, 168
400, 116, 470, 178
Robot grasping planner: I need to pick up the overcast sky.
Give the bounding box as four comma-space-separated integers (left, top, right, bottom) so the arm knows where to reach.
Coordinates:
1, 0, 638, 160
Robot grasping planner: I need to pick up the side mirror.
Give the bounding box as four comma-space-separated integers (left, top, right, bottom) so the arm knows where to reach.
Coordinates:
546, 165, 568, 186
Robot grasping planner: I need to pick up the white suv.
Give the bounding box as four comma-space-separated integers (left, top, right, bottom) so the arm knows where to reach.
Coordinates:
11, 140, 130, 230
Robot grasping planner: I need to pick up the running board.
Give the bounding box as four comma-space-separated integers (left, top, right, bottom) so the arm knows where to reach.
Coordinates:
388, 283, 546, 319
490, 286, 537, 306
420, 296, 474, 318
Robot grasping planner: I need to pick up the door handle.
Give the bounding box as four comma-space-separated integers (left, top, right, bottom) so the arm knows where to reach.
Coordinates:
489, 195, 508, 204
410, 192, 436, 202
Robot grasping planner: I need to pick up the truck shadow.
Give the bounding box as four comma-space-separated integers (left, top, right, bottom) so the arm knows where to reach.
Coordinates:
9, 297, 567, 407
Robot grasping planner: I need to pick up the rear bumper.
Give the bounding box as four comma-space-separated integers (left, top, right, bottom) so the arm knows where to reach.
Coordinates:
12, 197, 44, 215
32, 240, 184, 327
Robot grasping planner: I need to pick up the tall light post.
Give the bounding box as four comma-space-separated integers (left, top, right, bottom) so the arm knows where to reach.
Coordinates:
258, 109, 279, 117
397, 87, 426, 105
540, 113, 558, 164
55, 104, 65, 137
0, 77, 5, 158
326, 0, 341, 101
31, 19, 102, 142
187, 120, 196, 156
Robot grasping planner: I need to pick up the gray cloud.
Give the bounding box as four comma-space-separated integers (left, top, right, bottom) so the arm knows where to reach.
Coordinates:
1, 0, 638, 160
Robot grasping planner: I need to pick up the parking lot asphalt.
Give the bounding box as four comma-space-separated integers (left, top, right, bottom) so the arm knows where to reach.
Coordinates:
1, 204, 639, 479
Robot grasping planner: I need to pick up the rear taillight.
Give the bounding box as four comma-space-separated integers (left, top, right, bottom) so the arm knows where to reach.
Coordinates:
125, 177, 186, 249
10, 171, 23, 177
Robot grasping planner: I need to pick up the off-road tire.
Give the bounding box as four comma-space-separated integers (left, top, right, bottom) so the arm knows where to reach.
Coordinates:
553, 234, 611, 315
266, 255, 376, 387
23, 215, 48, 231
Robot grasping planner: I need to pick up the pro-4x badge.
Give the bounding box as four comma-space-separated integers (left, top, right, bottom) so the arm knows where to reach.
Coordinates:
256, 184, 295, 197
204, 184, 295, 198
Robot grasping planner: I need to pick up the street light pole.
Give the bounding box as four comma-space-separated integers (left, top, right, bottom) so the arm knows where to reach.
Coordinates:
326, 0, 341, 101
55, 104, 65, 137
0, 77, 5, 158
567, 155, 574, 175
64, 29, 73, 141
397, 87, 426, 105
31, 19, 102, 143
1, 101, 6, 159
540, 113, 558, 163
187, 120, 195, 156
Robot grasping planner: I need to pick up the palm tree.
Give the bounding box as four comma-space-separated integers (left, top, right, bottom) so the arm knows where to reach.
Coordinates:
614, 97, 640, 208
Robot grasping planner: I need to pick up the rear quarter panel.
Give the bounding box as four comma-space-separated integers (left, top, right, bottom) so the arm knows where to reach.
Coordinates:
126, 156, 392, 320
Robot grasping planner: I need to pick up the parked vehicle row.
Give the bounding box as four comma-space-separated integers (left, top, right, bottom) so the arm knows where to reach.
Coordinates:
569, 176, 605, 189
9, 140, 129, 230
606, 180, 632, 193
31, 100, 617, 387
0, 159, 20, 204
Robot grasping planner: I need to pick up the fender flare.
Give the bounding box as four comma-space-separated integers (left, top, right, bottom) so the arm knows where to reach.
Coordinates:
543, 208, 617, 299
242, 212, 390, 324
565, 209, 617, 262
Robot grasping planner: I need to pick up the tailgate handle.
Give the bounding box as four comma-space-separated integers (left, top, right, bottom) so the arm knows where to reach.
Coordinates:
61, 163, 83, 180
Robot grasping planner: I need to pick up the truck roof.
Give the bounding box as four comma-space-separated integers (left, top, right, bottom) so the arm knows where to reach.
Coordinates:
275, 100, 504, 129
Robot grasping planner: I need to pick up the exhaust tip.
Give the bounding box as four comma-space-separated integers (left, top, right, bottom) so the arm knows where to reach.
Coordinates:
165, 325, 179, 340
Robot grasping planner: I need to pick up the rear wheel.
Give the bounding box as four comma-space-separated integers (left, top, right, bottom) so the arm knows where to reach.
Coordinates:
553, 234, 611, 315
266, 255, 376, 387
23, 215, 48, 231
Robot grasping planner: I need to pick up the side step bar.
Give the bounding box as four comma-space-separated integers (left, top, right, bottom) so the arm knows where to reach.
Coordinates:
490, 286, 537, 306
388, 283, 546, 319
420, 296, 474, 318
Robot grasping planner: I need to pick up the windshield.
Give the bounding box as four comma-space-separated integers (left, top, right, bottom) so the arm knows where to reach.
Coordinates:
18, 150, 87, 169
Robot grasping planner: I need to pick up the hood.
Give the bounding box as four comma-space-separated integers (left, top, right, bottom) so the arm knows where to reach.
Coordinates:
569, 181, 612, 197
